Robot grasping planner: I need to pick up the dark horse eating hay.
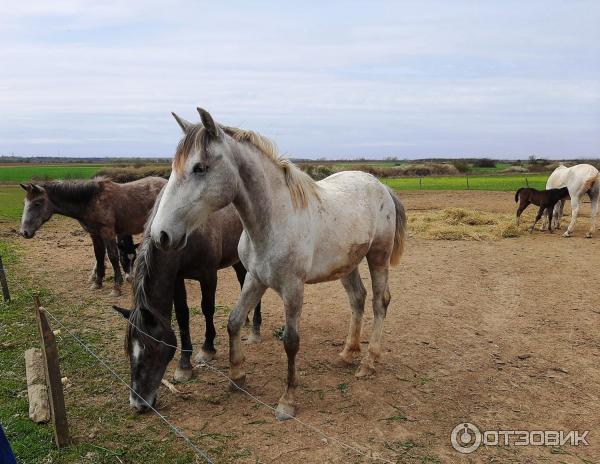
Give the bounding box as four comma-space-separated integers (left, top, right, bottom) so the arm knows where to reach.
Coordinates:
20, 177, 166, 296
112, 200, 261, 411
515, 186, 570, 233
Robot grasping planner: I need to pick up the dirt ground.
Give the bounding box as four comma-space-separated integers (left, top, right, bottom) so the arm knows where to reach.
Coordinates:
6, 190, 600, 463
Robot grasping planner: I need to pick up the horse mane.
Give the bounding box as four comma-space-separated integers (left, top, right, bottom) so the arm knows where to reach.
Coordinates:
125, 188, 170, 355
35, 179, 107, 203
173, 124, 319, 209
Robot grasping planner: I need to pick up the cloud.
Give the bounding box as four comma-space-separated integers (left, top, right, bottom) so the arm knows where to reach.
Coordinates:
0, 1, 599, 158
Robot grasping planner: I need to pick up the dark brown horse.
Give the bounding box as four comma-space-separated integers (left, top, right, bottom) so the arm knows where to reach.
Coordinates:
112, 200, 262, 412
20, 177, 166, 295
515, 186, 570, 233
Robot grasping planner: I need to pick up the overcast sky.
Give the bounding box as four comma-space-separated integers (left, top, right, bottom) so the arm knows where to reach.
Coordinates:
1, 1, 599, 159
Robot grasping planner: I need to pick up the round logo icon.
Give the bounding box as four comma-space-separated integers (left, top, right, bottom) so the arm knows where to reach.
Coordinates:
451, 422, 482, 454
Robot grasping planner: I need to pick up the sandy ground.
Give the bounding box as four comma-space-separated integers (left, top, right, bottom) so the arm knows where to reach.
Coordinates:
4, 190, 600, 463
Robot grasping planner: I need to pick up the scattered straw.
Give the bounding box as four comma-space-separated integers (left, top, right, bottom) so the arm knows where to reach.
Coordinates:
409, 208, 530, 241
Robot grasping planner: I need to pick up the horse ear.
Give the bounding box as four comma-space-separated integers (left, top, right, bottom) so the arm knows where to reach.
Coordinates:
31, 184, 44, 194
19, 183, 31, 192
197, 108, 222, 138
171, 112, 193, 133
112, 305, 132, 319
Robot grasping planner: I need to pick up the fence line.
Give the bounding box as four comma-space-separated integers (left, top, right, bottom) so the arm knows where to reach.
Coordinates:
3, 265, 396, 463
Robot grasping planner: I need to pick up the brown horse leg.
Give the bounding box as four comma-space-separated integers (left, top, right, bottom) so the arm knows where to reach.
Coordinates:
530, 206, 545, 233
546, 204, 555, 233
173, 278, 193, 382
89, 233, 106, 289
516, 200, 529, 226
196, 272, 218, 363
102, 234, 123, 296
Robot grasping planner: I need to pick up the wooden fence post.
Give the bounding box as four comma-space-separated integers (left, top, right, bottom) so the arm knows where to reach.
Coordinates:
466, 176, 470, 190
0, 255, 10, 302
34, 296, 70, 448
525, 177, 529, 187
419, 178, 422, 190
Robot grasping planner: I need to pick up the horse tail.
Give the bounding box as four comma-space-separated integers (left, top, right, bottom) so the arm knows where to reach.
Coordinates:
515, 187, 524, 203
580, 174, 600, 195
386, 187, 407, 267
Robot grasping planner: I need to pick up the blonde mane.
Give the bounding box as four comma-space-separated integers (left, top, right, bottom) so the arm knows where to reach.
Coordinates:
174, 124, 319, 209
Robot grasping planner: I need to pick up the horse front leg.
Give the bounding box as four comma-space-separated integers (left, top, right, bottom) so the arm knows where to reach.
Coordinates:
276, 281, 304, 421
89, 233, 106, 289
173, 278, 193, 382
227, 273, 266, 389
102, 233, 124, 296
196, 273, 217, 363
530, 207, 545, 233
233, 262, 262, 343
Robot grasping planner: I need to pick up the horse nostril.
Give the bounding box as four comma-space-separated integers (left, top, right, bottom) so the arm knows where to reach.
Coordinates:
159, 231, 170, 249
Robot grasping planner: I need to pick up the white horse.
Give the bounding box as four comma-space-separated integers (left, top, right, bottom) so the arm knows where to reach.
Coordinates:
150, 109, 407, 420
542, 164, 599, 237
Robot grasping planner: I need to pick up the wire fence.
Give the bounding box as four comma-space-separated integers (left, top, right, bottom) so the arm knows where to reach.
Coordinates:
1, 261, 397, 464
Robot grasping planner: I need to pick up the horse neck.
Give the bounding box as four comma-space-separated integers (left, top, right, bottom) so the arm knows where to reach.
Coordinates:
231, 148, 290, 245
45, 186, 92, 220
134, 241, 177, 316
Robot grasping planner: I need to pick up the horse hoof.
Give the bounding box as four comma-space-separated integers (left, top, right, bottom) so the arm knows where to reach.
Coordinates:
562, 232, 572, 238
586, 232, 593, 239
355, 364, 375, 378
229, 374, 246, 392
275, 402, 296, 421
90, 282, 102, 290
194, 350, 215, 364
334, 353, 355, 367
110, 288, 122, 297
245, 333, 262, 344
173, 367, 193, 383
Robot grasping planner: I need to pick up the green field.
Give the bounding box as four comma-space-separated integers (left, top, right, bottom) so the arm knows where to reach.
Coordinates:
0, 186, 25, 220
382, 174, 547, 191
0, 164, 108, 183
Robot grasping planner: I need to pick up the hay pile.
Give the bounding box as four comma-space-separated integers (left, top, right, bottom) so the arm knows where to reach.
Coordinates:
409, 208, 526, 240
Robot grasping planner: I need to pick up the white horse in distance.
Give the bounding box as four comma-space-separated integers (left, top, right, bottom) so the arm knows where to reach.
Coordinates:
543, 164, 599, 237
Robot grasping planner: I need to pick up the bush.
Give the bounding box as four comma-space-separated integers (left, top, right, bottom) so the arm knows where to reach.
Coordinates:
451, 160, 471, 173
96, 165, 171, 183
299, 164, 336, 180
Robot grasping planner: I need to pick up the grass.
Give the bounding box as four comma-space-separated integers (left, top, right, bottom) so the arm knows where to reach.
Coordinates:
409, 208, 526, 240
0, 239, 240, 463
0, 186, 24, 220
0, 165, 109, 183
382, 174, 548, 191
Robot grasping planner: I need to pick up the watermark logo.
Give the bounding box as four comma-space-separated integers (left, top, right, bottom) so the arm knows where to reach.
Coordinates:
451, 423, 589, 454
451, 423, 482, 454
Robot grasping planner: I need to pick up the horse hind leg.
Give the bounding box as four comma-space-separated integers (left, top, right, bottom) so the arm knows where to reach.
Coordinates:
335, 268, 366, 366
564, 196, 580, 237
357, 252, 391, 378
586, 190, 599, 238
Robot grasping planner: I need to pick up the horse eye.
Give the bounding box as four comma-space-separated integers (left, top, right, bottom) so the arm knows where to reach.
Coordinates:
192, 163, 208, 175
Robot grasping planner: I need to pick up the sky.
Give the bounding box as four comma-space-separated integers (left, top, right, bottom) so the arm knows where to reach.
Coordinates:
0, 1, 599, 159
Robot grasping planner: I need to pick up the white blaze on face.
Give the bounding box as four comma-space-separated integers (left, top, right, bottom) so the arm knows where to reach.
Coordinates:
132, 340, 143, 362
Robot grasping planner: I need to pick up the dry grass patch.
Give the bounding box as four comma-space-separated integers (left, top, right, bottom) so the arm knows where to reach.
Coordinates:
409, 208, 527, 240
